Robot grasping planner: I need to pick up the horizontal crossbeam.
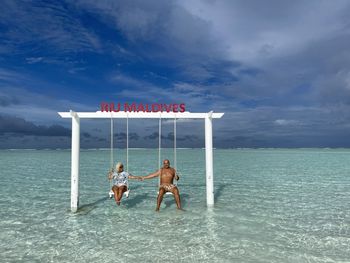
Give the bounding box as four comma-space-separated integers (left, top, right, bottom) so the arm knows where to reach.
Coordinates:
58, 111, 224, 119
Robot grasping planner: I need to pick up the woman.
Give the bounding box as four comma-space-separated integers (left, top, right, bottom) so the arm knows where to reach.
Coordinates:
108, 162, 140, 205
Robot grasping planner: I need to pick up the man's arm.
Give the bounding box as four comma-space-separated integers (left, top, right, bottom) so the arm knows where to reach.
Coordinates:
141, 169, 161, 180
174, 168, 180, 181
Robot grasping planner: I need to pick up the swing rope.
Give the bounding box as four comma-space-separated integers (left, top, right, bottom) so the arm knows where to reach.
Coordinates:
126, 113, 129, 190
109, 116, 114, 190
174, 116, 178, 186
158, 114, 162, 187
174, 116, 176, 169
158, 114, 178, 191
109, 114, 131, 198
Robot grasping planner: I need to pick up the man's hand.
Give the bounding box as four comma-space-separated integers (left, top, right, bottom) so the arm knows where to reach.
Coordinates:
138, 176, 144, 181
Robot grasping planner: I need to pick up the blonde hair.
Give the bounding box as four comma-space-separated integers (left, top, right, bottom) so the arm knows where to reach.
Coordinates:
116, 162, 124, 170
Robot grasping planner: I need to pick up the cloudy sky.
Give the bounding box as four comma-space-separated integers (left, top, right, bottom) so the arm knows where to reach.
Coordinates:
1, 0, 350, 148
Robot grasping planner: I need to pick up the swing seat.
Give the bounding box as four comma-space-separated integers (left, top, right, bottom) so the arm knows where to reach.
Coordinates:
109, 189, 130, 198
157, 191, 174, 196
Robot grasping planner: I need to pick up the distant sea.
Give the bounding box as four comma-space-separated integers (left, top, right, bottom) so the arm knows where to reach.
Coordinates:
0, 148, 349, 262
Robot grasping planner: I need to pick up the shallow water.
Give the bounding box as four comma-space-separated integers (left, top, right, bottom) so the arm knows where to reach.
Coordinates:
0, 148, 350, 262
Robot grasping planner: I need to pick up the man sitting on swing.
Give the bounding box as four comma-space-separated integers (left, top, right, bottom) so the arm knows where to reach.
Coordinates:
108, 162, 141, 206
141, 159, 182, 211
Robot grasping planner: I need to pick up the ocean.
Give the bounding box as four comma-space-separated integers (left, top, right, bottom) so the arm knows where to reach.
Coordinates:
0, 148, 349, 262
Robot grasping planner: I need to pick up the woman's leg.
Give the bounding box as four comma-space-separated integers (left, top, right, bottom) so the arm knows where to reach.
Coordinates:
116, 185, 127, 205
112, 185, 121, 205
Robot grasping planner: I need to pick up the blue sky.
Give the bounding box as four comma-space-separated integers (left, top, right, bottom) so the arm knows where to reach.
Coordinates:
1, 0, 350, 148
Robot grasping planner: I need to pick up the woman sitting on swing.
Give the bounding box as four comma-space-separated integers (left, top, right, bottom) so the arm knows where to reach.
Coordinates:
108, 162, 141, 206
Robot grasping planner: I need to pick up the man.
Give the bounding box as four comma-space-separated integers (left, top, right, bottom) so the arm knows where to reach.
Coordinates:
108, 162, 141, 206
141, 159, 182, 211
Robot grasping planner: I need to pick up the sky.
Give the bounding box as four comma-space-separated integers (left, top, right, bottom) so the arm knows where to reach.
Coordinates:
1, 0, 350, 149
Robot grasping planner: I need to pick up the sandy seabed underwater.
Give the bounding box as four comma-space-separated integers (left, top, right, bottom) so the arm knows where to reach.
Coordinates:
0, 148, 349, 263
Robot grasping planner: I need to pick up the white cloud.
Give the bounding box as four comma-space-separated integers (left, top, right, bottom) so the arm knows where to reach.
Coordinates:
110, 72, 229, 111
0, 1, 102, 54
73, 0, 350, 106
274, 119, 300, 126
179, 0, 350, 65
75, 0, 350, 66
25, 57, 44, 64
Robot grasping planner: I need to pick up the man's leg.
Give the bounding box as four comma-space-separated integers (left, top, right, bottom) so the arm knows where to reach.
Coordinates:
171, 187, 182, 210
156, 188, 166, 211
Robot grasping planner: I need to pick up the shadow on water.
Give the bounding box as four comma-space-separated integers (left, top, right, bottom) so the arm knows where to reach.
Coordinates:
75, 183, 226, 215
77, 196, 109, 215
164, 193, 190, 209
74, 186, 147, 215
214, 184, 226, 204
123, 193, 150, 208
128, 185, 142, 191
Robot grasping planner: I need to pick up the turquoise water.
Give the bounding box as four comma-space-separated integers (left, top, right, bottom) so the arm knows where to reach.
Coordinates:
1, 149, 350, 262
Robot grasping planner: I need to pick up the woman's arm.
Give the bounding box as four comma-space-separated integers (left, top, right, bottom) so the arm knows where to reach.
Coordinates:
108, 171, 113, 180
128, 174, 143, 180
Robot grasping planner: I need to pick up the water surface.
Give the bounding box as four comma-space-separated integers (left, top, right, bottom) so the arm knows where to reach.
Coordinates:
0, 149, 349, 262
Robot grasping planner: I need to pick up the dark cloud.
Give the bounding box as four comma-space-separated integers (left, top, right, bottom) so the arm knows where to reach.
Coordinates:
0, 95, 20, 106
143, 132, 198, 142
82, 132, 91, 138
0, 114, 71, 136
0, 115, 203, 148
163, 132, 198, 142
179, 135, 198, 142
143, 132, 161, 140
114, 132, 139, 141
1, 0, 350, 148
